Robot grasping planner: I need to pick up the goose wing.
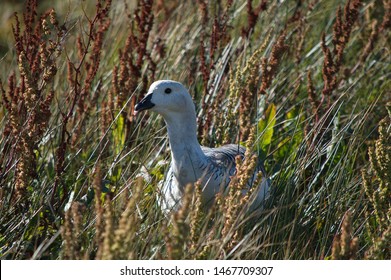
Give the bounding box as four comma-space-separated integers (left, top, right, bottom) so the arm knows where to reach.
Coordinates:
202, 144, 267, 177
201, 144, 245, 175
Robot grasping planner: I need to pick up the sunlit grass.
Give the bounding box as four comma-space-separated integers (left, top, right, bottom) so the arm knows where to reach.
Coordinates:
0, 0, 389, 260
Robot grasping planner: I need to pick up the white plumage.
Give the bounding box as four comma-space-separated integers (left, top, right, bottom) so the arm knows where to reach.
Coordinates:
135, 80, 270, 214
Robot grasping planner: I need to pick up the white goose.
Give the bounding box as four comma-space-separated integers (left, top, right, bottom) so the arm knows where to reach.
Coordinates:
134, 80, 270, 214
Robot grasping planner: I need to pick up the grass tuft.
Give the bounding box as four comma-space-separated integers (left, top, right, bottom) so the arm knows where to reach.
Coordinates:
0, 0, 389, 260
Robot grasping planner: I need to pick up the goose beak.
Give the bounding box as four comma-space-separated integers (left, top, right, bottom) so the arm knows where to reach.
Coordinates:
134, 93, 155, 115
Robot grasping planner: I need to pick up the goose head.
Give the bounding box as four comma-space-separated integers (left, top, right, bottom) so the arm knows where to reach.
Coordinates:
134, 80, 195, 117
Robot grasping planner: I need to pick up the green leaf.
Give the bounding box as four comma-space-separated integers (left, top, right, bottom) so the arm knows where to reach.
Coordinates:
275, 108, 303, 163
110, 114, 126, 182
257, 103, 277, 152
112, 114, 126, 155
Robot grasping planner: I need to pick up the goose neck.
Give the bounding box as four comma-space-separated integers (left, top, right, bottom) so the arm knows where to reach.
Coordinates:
162, 111, 206, 166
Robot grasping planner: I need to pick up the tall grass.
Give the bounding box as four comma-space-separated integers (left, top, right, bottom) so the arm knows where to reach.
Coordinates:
0, 0, 390, 260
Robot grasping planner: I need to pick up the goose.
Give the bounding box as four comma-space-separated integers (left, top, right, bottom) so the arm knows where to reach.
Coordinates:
134, 80, 270, 214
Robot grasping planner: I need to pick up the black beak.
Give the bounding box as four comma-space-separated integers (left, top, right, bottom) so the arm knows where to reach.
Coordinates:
134, 93, 155, 113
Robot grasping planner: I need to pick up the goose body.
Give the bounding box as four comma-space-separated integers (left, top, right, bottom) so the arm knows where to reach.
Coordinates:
135, 80, 270, 213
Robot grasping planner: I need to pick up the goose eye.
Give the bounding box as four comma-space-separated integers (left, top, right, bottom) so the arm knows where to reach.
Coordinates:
164, 88, 172, 94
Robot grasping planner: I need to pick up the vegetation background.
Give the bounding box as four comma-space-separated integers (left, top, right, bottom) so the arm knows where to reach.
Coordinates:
0, 0, 390, 260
